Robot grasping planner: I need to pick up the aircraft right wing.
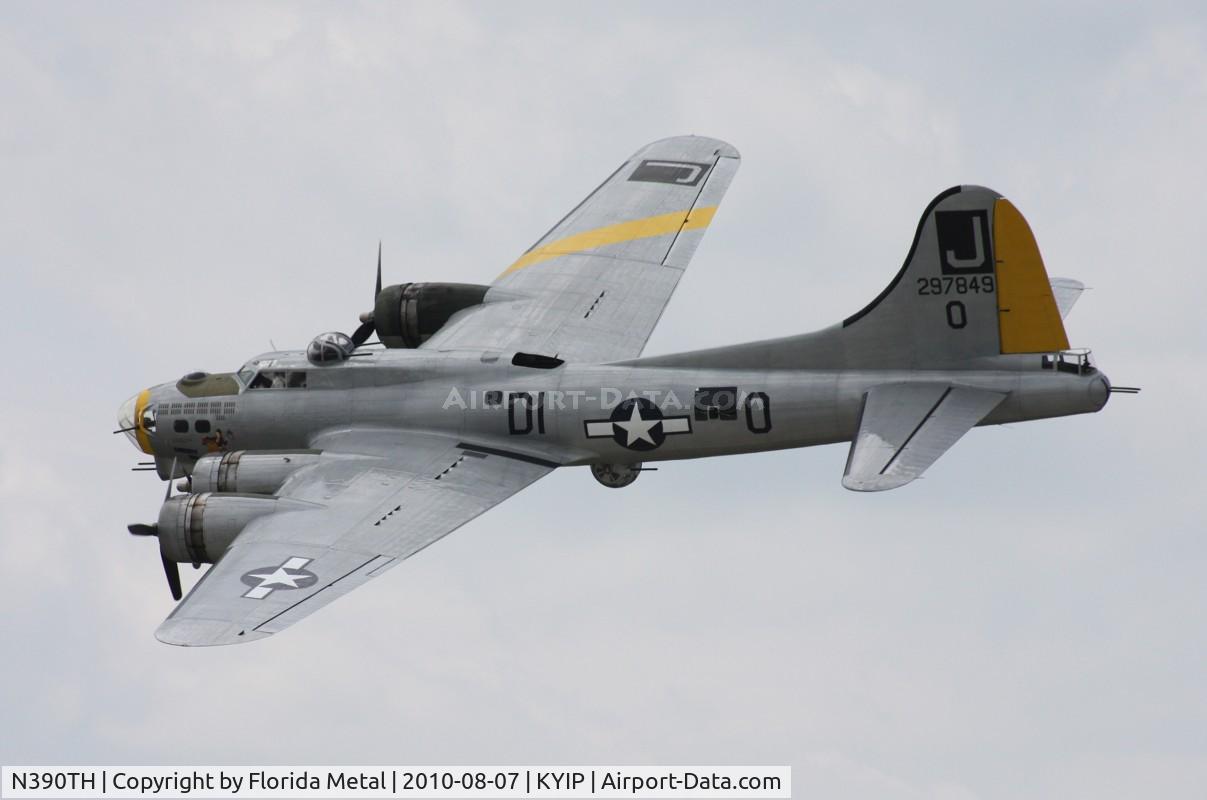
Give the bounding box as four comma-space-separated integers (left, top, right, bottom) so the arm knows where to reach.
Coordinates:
843, 383, 1007, 492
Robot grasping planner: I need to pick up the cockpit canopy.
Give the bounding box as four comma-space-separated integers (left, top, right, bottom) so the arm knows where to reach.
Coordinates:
306, 331, 357, 365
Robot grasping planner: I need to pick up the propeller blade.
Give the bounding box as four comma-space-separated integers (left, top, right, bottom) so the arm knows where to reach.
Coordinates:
165, 456, 177, 501
375, 241, 382, 299
351, 318, 376, 347
130, 521, 182, 600
161, 554, 183, 601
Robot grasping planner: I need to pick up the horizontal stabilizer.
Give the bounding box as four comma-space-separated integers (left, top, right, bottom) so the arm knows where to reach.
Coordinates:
843, 383, 1007, 492
1049, 277, 1085, 319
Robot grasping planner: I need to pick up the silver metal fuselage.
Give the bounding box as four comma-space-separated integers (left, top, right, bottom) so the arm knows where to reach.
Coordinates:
140, 348, 1110, 475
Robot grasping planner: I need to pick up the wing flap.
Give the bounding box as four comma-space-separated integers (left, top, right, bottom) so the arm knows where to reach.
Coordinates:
843, 383, 1007, 492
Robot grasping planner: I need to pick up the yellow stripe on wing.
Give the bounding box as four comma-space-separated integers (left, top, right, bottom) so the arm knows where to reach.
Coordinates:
500, 206, 717, 277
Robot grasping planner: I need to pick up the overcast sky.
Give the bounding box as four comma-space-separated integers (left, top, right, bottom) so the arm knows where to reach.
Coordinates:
2, 3, 1205, 798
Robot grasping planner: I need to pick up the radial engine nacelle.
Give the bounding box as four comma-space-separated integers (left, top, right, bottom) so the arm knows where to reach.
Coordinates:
129, 490, 316, 600
190, 450, 321, 494
155, 492, 310, 566
373, 282, 489, 348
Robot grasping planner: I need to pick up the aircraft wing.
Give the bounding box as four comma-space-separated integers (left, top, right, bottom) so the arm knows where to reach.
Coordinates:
843, 383, 1007, 492
421, 135, 740, 363
155, 430, 561, 646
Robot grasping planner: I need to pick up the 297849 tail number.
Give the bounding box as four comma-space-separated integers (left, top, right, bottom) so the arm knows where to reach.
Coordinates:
918, 275, 995, 295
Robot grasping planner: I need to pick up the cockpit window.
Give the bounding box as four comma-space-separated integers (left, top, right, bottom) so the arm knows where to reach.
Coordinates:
140, 404, 157, 432
248, 370, 307, 389
237, 359, 275, 387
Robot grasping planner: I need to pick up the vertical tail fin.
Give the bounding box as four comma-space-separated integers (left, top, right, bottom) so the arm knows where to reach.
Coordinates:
840, 185, 1068, 365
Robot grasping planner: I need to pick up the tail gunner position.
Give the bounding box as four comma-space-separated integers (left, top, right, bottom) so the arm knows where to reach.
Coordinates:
117, 136, 1133, 646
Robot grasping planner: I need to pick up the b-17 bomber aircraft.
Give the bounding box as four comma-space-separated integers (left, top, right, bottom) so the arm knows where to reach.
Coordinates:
118, 136, 1130, 646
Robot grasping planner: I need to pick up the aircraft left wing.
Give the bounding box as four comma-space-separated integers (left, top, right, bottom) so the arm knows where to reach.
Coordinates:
155, 430, 561, 646
421, 135, 740, 363
843, 383, 1007, 492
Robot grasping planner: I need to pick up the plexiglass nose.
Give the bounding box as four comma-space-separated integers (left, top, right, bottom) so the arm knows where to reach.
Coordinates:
117, 390, 154, 453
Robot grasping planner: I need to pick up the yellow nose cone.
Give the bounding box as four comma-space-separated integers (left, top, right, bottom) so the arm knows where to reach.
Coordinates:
117, 389, 154, 454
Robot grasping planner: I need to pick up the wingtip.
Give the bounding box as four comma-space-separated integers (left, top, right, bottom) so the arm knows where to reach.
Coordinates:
631, 135, 740, 161
155, 618, 272, 647
842, 475, 912, 492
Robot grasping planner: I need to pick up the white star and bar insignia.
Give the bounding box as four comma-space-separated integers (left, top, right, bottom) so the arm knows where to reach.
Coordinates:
240, 557, 319, 600
584, 397, 692, 451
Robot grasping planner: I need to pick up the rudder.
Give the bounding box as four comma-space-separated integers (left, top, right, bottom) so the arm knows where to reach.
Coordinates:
992, 197, 1069, 353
